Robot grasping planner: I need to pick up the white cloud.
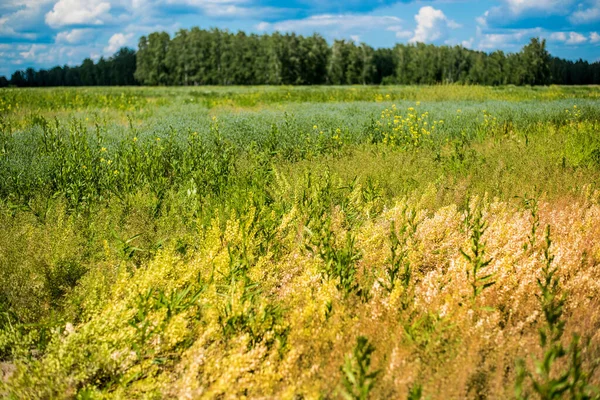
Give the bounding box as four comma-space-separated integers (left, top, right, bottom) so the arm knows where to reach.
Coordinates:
566, 32, 588, 44
257, 14, 402, 33
350, 35, 360, 44
409, 6, 460, 43
476, 11, 489, 27
591, 32, 600, 43
386, 25, 412, 40
570, 1, 600, 24
19, 44, 48, 61
396, 30, 413, 40
0, 16, 37, 39
160, 0, 271, 18
45, 0, 111, 28
479, 0, 576, 29
462, 38, 474, 48
0, 17, 14, 35
1, 0, 53, 31
550, 31, 588, 45
477, 28, 542, 49
104, 32, 134, 55
504, 0, 573, 15
55, 28, 93, 44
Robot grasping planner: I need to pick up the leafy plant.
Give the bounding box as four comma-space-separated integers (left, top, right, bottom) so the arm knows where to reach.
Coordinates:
305, 218, 363, 296
515, 226, 599, 400
380, 219, 412, 294
340, 336, 381, 400
522, 195, 540, 252
460, 207, 495, 300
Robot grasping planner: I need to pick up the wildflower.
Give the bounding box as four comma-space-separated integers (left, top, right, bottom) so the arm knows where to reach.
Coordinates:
133, 137, 138, 142
114, 170, 119, 175
100, 147, 107, 152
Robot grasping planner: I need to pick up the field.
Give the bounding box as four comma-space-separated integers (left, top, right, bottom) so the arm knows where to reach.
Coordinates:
1, 85, 600, 399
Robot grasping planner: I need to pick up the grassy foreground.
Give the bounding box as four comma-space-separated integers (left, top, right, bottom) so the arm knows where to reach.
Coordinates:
1, 85, 600, 399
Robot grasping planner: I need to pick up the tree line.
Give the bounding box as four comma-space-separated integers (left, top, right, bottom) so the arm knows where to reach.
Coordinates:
1, 48, 136, 87
2, 28, 600, 87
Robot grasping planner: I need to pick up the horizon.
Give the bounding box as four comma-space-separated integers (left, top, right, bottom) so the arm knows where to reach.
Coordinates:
1, 0, 599, 79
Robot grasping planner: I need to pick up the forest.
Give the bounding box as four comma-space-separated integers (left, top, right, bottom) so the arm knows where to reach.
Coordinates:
2, 28, 600, 87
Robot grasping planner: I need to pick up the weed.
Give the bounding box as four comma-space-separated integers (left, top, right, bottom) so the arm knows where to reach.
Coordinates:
340, 336, 380, 400
460, 207, 495, 301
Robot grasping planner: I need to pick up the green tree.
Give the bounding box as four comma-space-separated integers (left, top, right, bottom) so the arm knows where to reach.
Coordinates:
520, 38, 551, 85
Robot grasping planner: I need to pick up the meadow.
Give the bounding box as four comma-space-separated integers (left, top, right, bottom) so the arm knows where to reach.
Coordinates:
1, 85, 600, 399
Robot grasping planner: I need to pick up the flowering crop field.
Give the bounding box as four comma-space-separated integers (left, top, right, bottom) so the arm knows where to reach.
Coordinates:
1, 85, 600, 399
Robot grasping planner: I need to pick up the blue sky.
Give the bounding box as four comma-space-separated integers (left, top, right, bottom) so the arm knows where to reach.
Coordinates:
1, 0, 599, 78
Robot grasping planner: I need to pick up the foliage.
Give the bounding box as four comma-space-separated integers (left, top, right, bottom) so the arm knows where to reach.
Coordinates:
4, 36, 600, 87
340, 336, 380, 400
515, 226, 600, 400
460, 206, 495, 300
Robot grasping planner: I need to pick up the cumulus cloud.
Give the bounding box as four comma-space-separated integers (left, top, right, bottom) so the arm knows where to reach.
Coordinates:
0, 17, 16, 36
104, 32, 134, 55
0, 11, 40, 39
386, 25, 412, 40
19, 44, 49, 61
569, 1, 600, 24
477, 28, 542, 49
55, 28, 93, 44
1, 0, 54, 30
409, 6, 460, 43
591, 32, 600, 43
45, 0, 111, 28
550, 31, 587, 44
257, 14, 402, 33
479, 0, 577, 30
462, 38, 475, 48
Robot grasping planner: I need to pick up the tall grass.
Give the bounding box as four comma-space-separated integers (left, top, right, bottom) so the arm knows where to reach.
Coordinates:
1, 86, 599, 398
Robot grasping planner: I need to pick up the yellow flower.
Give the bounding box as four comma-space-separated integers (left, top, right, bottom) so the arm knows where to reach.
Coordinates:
133, 137, 138, 142
100, 147, 107, 152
